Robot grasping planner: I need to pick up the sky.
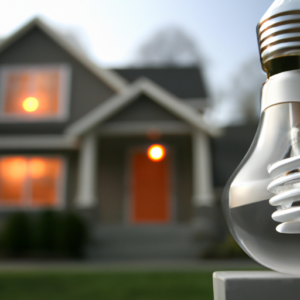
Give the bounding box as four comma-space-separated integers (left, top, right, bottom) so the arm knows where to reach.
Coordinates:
0, 0, 274, 95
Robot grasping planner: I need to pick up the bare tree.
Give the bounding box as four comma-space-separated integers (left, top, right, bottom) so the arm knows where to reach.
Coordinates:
206, 57, 266, 126
0, 38, 6, 46
134, 26, 203, 67
231, 57, 266, 124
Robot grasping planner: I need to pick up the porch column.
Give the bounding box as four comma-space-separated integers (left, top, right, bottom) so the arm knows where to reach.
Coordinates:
75, 132, 97, 208
192, 130, 214, 207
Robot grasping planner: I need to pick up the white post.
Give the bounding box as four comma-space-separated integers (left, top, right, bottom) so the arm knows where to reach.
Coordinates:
192, 130, 214, 207
75, 132, 97, 208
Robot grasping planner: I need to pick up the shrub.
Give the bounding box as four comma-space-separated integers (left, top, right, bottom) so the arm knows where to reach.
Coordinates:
34, 210, 60, 255
58, 213, 88, 258
1, 212, 32, 257
202, 234, 248, 259
0, 210, 88, 259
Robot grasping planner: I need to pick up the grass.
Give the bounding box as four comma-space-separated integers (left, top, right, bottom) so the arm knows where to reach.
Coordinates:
0, 270, 214, 300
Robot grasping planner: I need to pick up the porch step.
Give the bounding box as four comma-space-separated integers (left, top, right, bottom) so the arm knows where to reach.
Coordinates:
86, 225, 208, 260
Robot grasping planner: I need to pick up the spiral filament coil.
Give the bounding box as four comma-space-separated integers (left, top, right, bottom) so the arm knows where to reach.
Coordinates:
268, 156, 300, 234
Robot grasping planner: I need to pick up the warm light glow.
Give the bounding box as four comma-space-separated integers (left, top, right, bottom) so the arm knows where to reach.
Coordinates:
0, 156, 63, 207
22, 97, 39, 112
29, 159, 45, 178
147, 144, 166, 162
3, 158, 27, 180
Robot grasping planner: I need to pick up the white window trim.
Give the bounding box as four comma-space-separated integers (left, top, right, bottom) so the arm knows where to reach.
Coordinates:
0, 155, 67, 211
0, 64, 71, 123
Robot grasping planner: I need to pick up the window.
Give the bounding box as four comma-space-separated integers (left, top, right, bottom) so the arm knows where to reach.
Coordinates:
0, 156, 65, 208
0, 65, 71, 121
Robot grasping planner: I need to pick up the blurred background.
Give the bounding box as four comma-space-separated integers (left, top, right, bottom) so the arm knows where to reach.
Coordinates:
0, 0, 272, 299
0, 0, 271, 125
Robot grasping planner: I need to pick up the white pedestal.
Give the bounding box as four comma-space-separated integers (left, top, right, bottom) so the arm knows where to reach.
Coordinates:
213, 271, 300, 300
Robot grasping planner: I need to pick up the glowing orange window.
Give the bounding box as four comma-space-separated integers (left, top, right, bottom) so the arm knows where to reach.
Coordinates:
0, 157, 27, 206
0, 66, 70, 120
4, 71, 59, 116
0, 157, 64, 208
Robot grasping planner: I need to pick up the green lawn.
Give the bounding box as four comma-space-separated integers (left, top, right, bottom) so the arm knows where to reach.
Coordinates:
0, 271, 214, 300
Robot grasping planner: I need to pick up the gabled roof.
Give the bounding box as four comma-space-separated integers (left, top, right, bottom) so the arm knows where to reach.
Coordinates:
65, 77, 220, 136
114, 67, 208, 99
0, 18, 127, 92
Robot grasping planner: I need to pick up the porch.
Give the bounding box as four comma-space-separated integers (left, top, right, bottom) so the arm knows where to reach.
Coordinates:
87, 224, 210, 260
69, 79, 219, 259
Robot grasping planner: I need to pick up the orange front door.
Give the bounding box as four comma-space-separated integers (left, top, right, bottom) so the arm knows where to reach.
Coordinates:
131, 150, 170, 223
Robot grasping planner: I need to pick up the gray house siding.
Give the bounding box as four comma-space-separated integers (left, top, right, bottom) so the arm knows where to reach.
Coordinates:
97, 136, 193, 225
98, 139, 124, 224
174, 135, 193, 221
106, 94, 183, 123
0, 26, 115, 135
65, 151, 79, 209
211, 125, 258, 188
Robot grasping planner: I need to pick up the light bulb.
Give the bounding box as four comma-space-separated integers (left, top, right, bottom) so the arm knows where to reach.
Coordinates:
224, 0, 300, 275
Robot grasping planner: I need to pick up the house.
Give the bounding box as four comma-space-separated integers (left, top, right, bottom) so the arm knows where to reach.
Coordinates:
0, 18, 253, 260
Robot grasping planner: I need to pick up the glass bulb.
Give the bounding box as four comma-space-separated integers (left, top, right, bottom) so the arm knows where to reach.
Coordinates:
224, 99, 300, 275
224, 0, 300, 275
